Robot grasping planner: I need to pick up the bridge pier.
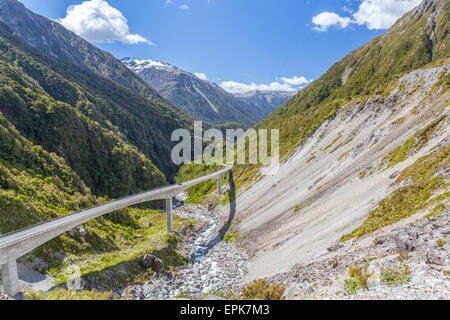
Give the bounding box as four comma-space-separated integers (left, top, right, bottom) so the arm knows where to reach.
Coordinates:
217, 176, 222, 196
1, 258, 20, 297
165, 198, 173, 234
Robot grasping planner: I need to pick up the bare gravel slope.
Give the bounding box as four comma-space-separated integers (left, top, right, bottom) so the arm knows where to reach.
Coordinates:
226, 64, 449, 281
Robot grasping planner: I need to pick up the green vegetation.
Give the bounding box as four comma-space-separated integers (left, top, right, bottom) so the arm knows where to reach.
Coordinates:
294, 203, 303, 212
395, 117, 405, 126
47, 208, 194, 289
424, 203, 447, 219
344, 264, 371, 295
0, 21, 200, 287
338, 149, 352, 161
239, 279, 285, 300
436, 238, 446, 248
0, 22, 190, 197
223, 228, 239, 243
175, 163, 226, 204
323, 132, 343, 151
381, 263, 411, 285
342, 144, 450, 241
383, 115, 447, 169
23, 288, 120, 300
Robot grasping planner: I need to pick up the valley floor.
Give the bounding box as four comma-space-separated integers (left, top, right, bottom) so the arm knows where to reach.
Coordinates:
128, 199, 249, 300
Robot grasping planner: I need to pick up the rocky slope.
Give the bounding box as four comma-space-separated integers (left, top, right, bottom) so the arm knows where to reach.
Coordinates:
122, 58, 284, 127
222, 0, 449, 294
278, 210, 449, 300
234, 90, 295, 119
232, 62, 449, 280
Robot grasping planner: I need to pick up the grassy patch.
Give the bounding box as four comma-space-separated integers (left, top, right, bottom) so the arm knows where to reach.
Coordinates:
223, 228, 240, 243
238, 279, 285, 300
323, 132, 343, 152
341, 144, 450, 241
23, 288, 120, 300
381, 263, 411, 285
436, 238, 446, 248
383, 115, 447, 169
175, 163, 226, 204
344, 264, 371, 295
423, 203, 447, 219
46, 208, 194, 289
338, 149, 352, 161
395, 117, 405, 126
294, 203, 303, 212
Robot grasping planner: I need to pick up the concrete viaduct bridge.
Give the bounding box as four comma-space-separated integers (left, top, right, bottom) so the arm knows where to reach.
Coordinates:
0, 165, 232, 297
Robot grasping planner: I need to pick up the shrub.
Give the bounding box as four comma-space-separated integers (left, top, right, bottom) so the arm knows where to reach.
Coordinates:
436, 238, 446, 248
345, 265, 371, 295
240, 279, 285, 300
381, 263, 411, 285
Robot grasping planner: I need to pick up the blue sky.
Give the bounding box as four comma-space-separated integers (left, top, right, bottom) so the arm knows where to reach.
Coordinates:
20, 0, 421, 93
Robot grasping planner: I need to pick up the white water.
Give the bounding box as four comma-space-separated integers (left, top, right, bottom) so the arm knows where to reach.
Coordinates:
131, 193, 248, 300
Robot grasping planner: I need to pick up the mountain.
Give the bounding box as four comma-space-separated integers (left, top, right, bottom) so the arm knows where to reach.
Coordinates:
253, 0, 449, 160
179, 0, 449, 281
0, 0, 171, 104
122, 58, 271, 127
0, 1, 197, 287
0, 0, 196, 183
233, 90, 296, 118
0, 20, 172, 199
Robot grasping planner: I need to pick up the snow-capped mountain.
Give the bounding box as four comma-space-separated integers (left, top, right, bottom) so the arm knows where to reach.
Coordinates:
122, 58, 289, 127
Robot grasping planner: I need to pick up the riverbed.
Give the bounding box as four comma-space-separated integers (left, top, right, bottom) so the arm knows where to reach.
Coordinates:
128, 193, 248, 300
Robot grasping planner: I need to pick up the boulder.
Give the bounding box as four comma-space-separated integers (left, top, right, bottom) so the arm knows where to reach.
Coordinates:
431, 222, 445, 230
140, 254, 165, 273
327, 243, 343, 252
152, 258, 165, 273
67, 226, 88, 238
374, 235, 390, 245
393, 227, 419, 252
143, 221, 153, 228
282, 278, 314, 300
425, 250, 444, 266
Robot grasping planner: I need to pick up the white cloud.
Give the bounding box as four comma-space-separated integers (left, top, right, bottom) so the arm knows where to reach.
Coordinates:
58, 0, 151, 45
220, 76, 312, 94
179, 4, 190, 10
312, 12, 351, 32
280, 75, 310, 86
353, 0, 422, 30
312, 0, 421, 31
194, 72, 208, 81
